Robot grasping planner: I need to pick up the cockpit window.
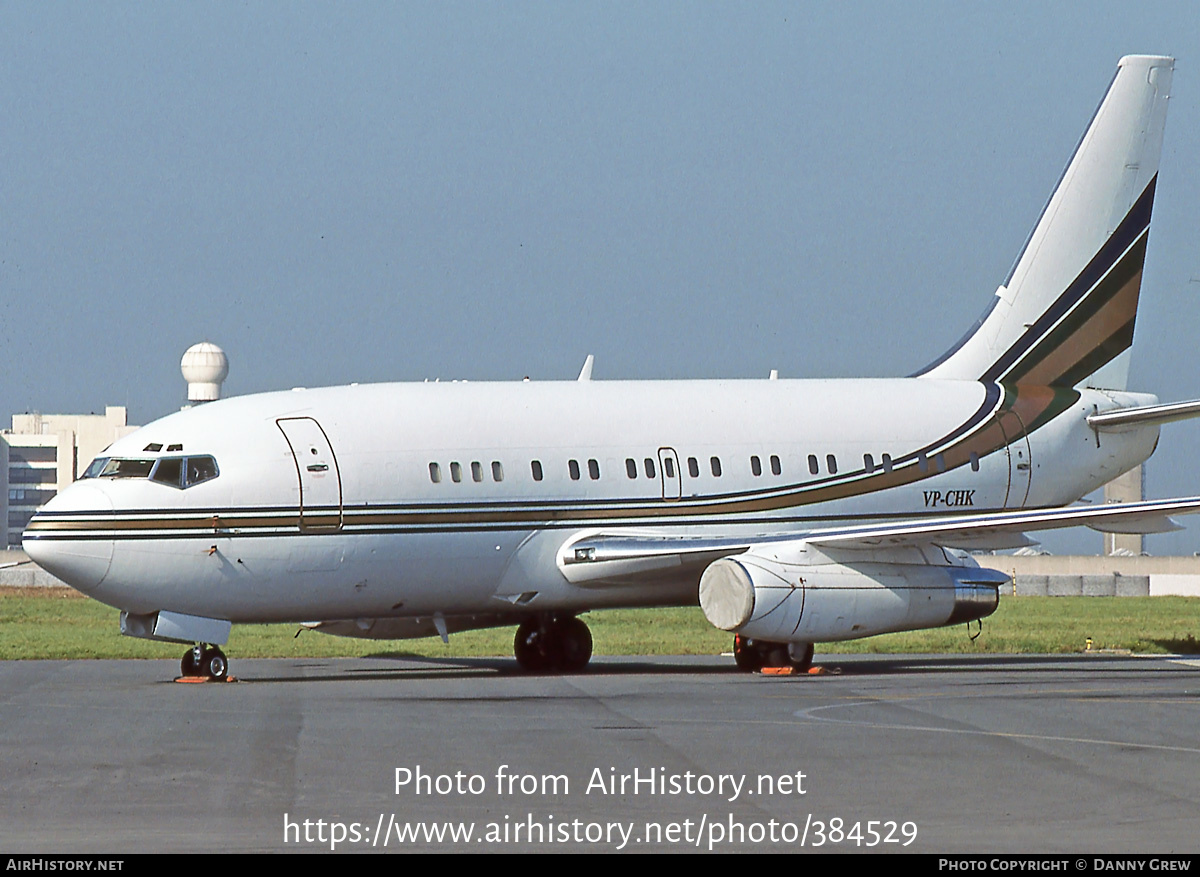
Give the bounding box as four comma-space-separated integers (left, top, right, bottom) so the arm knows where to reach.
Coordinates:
81, 457, 109, 479
151, 458, 184, 488
185, 456, 219, 486
98, 458, 155, 479
80, 455, 219, 488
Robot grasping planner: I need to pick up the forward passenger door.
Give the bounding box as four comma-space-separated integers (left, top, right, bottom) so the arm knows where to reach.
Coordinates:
277, 417, 344, 531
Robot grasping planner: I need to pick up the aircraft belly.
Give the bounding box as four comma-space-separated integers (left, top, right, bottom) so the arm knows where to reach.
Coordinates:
93, 531, 525, 623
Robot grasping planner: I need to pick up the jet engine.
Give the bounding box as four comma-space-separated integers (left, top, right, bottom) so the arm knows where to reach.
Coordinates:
698, 549, 1006, 644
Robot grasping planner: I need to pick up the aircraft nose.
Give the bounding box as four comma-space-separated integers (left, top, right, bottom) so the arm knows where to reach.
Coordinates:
22, 482, 115, 592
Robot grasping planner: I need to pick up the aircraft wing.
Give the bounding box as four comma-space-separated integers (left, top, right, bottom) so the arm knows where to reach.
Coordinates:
557, 496, 1200, 585
801, 496, 1200, 550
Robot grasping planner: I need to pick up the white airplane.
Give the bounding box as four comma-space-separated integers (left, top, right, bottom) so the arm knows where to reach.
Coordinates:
24, 55, 1200, 680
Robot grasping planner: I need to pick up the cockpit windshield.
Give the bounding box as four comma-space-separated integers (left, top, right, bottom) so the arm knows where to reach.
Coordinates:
81, 457, 109, 479
81, 455, 220, 488
97, 459, 155, 479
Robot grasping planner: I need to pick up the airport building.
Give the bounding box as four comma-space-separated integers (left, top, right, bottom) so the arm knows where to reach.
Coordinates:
0, 343, 226, 555
1, 407, 139, 548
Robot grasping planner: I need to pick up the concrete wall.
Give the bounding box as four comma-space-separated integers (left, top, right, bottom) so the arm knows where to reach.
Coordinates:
974, 553, 1200, 597
0, 550, 69, 587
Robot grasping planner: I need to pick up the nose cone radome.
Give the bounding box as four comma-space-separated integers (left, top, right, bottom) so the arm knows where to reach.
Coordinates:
22, 483, 114, 592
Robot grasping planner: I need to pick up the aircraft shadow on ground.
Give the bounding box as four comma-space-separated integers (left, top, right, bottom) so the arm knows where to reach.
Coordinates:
817, 653, 1189, 676
207, 651, 1188, 685
1151, 636, 1200, 654
237, 655, 732, 684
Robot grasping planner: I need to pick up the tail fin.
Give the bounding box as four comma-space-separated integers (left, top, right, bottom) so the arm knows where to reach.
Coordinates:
918, 55, 1173, 389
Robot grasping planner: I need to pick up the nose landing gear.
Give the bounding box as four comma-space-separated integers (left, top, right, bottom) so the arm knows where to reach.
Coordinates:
179, 644, 230, 681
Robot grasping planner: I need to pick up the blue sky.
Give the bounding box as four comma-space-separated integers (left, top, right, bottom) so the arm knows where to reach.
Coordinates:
3, 2, 1199, 553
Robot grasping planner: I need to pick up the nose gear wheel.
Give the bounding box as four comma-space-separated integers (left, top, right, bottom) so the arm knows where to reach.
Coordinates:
179, 644, 229, 681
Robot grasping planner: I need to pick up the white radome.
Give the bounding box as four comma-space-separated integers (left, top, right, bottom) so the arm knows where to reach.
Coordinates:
181, 342, 229, 402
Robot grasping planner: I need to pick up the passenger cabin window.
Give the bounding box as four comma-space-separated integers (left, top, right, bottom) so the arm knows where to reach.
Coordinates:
429, 462, 442, 483
918, 454, 929, 474
531, 460, 543, 481
969, 452, 980, 472
492, 461, 504, 482
471, 461, 483, 483
882, 453, 893, 473
935, 453, 946, 473
662, 457, 675, 479
450, 462, 463, 483
770, 455, 781, 476
688, 457, 699, 478
587, 459, 600, 480
808, 455, 819, 475
569, 460, 581, 481
864, 453, 876, 474
644, 458, 656, 479
750, 455, 762, 477
710, 456, 722, 477
626, 458, 638, 479
826, 454, 838, 475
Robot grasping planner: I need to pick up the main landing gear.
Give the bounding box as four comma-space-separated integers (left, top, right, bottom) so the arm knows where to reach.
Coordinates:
179, 643, 229, 681
514, 615, 593, 673
733, 635, 814, 673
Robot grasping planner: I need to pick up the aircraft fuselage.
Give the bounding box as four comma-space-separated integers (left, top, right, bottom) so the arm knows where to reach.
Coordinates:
26, 378, 1158, 627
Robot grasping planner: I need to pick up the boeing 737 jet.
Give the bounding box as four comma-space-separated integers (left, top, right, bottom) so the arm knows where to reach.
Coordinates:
24, 55, 1200, 680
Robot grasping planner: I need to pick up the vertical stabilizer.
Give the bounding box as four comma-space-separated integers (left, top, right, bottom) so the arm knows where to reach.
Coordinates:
918, 56, 1173, 389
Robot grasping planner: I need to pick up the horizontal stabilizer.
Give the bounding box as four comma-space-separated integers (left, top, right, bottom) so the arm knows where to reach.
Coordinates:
1087, 398, 1200, 431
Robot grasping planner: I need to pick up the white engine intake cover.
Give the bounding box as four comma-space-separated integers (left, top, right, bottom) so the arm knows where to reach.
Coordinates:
699, 553, 1005, 644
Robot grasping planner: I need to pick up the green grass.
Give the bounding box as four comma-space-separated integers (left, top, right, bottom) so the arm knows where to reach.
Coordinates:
4, 588, 1200, 661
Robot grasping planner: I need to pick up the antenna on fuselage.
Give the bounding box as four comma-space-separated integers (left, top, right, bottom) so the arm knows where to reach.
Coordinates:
181, 342, 229, 408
